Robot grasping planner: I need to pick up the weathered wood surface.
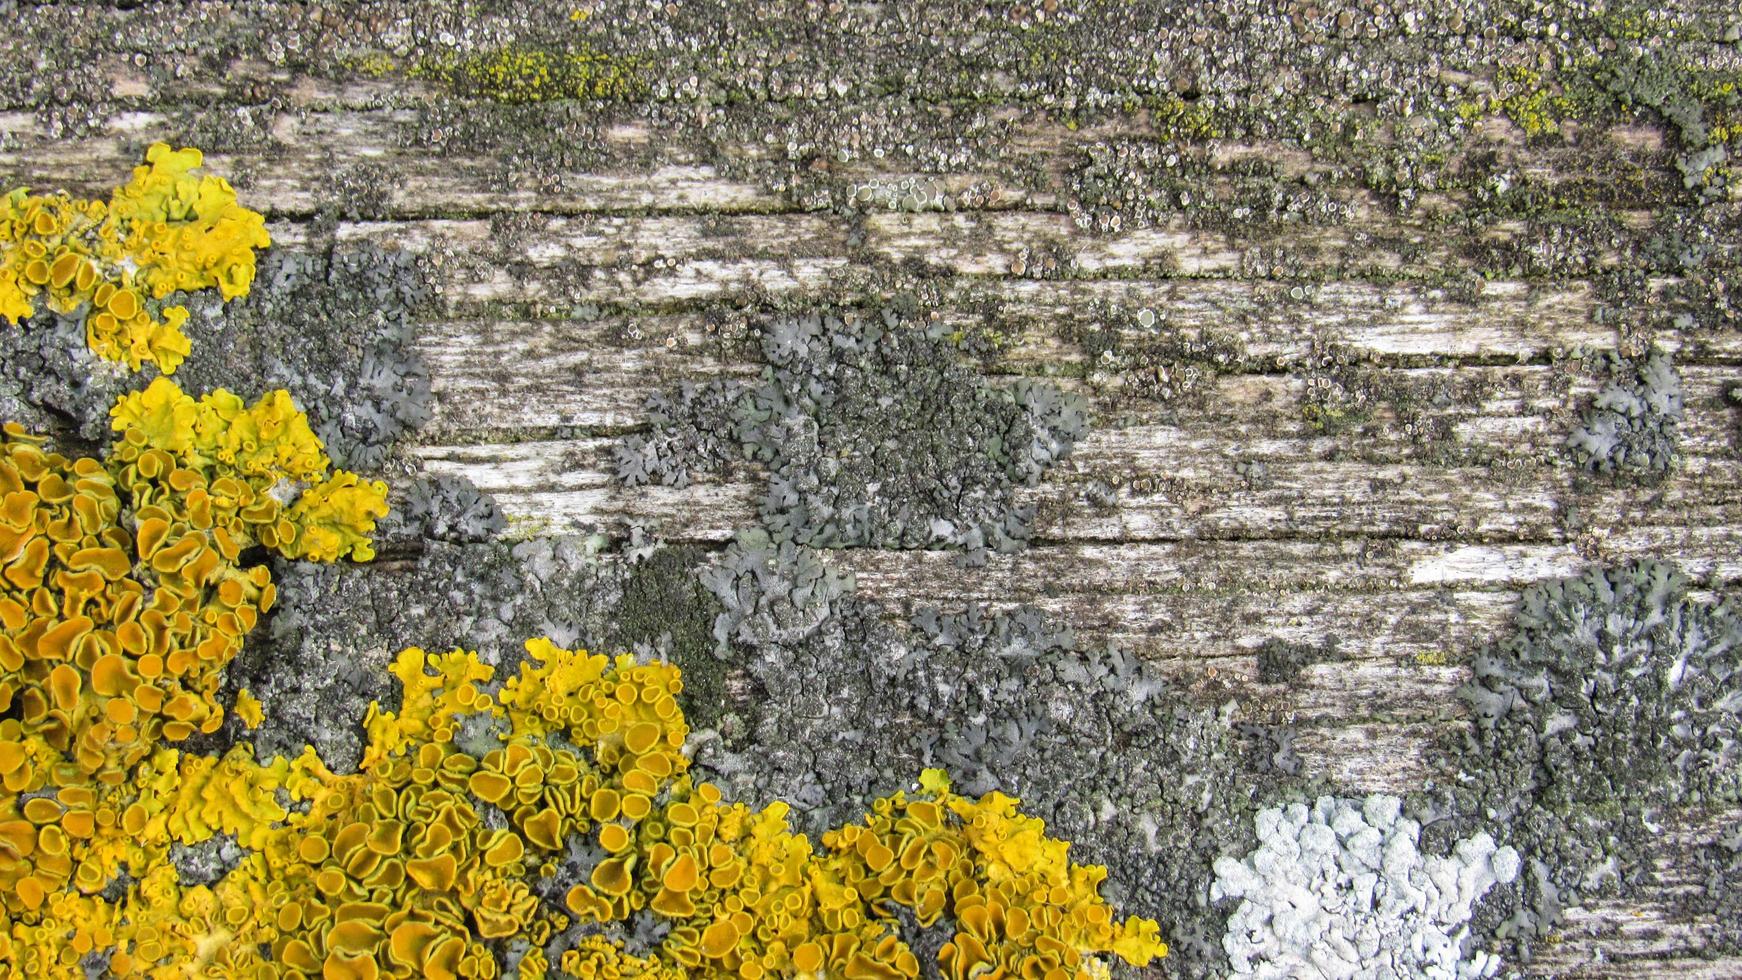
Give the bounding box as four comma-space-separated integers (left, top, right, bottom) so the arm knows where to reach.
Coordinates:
5, 13, 1742, 973
379, 156, 1741, 971
357, 146, 1738, 972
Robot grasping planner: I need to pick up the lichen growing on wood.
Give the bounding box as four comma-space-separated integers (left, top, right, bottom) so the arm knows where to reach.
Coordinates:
407, 44, 648, 104
0, 146, 1163, 976
0, 379, 383, 794
1213, 794, 1518, 978
615, 310, 1088, 562
1432, 560, 1742, 958
4, 597, 1166, 977
1565, 349, 1683, 478
0, 144, 269, 375
0, 365, 1160, 980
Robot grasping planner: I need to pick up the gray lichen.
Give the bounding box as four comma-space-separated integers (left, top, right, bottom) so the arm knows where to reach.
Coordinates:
1233, 722, 1304, 777
617, 309, 1088, 561
0, 308, 133, 444
78, 950, 113, 980
1254, 636, 1337, 685
699, 530, 857, 654
376, 472, 508, 547
168, 834, 244, 889
172, 244, 435, 471
1691, 826, 1742, 951
612, 378, 746, 491
1433, 560, 1742, 958
1565, 350, 1683, 478
688, 533, 1277, 978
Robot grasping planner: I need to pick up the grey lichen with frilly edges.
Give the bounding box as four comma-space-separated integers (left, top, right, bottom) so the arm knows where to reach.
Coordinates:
1428, 560, 1742, 961
1565, 350, 1683, 478
374, 472, 508, 549
615, 308, 1089, 562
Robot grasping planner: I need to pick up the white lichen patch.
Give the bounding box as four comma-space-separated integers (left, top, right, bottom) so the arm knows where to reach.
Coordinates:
1213, 794, 1519, 979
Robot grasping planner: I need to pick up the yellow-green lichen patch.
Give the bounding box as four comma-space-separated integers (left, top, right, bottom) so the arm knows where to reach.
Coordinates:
0, 144, 269, 374
408, 44, 647, 104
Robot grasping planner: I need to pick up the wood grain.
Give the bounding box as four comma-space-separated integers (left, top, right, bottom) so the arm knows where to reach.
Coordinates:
5, 54, 1737, 973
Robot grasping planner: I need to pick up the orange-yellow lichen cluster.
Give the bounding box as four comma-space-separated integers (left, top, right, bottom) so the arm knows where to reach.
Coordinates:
110, 378, 389, 564
821, 772, 1167, 977
2, 627, 1164, 978
0, 143, 270, 373
0, 417, 266, 789
0, 382, 391, 975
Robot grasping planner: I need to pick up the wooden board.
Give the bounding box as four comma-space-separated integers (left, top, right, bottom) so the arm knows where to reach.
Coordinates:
4, 6, 1740, 973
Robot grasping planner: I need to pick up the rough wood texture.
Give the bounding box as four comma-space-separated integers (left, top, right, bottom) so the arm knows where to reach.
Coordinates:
5, 1, 1742, 974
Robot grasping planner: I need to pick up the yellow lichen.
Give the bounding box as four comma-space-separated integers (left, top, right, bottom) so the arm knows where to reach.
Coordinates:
3, 614, 1164, 976
0, 380, 382, 793
0, 144, 269, 373
0, 404, 391, 977
411, 44, 648, 104
109, 378, 388, 564
233, 689, 264, 730
0, 152, 1161, 974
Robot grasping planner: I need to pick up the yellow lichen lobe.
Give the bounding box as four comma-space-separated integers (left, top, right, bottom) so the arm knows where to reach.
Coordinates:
0, 143, 269, 373
233, 688, 264, 730
109, 378, 388, 564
